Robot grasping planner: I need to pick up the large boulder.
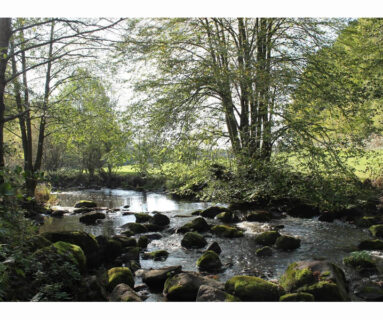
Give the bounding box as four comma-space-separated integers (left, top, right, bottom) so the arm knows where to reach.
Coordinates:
225, 275, 282, 301
79, 212, 106, 224
150, 212, 170, 226
275, 235, 301, 251
210, 225, 244, 238
41, 231, 100, 267
177, 217, 210, 233
358, 239, 383, 250
181, 232, 207, 249
343, 251, 378, 275
279, 292, 315, 302
106, 267, 134, 291
201, 206, 229, 219
196, 250, 222, 272
369, 224, 383, 238
196, 285, 239, 302
279, 260, 349, 301
163, 272, 224, 301
255, 231, 280, 246
109, 283, 142, 302
142, 250, 169, 261
74, 200, 97, 208
246, 210, 271, 222
142, 265, 182, 291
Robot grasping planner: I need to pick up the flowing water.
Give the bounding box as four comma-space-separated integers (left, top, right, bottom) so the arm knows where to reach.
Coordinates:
40, 188, 375, 300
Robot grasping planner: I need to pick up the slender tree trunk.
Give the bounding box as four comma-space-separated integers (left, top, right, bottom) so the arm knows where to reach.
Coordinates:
0, 18, 12, 182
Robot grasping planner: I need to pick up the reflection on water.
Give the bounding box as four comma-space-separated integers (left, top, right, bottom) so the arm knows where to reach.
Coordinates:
40, 188, 373, 285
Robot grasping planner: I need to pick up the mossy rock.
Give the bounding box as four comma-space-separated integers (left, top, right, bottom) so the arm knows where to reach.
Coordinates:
279, 262, 316, 292
142, 266, 182, 290
256, 246, 273, 257
73, 207, 94, 214
104, 239, 123, 262
178, 217, 210, 233
27, 235, 51, 252
196, 250, 222, 272
355, 282, 383, 301
41, 231, 99, 266
112, 235, 137, 247
107, 267, 134, 291
369, 224, 383, 238
144, 223, 165, 232
134, 213, 151, 223
191, 209, 202, 216
298, 281, 346, 301
246, 210, 271, 222
79, 212, 106, 224
275, 235, 301, 251
163, 272, 224, 301
119, 247, 140, 262
255, 231, 280, 246
138, 236, 149, 248
206, 241, 222, 255
142, 250, 169, 261
181, 232, 207, 249
358, 239, 383, 250
196, 285, 240, 302
280, 260, 349, 301
279, 292, 315, 301
356, 216, 380, 228
124, 223, 148, 234
150, 212, 170, 226
215, 211, 238, 223
201, 206, 229, 219
121, 230, 134, 237
225, 275, 282, 301
33, 241, 86, 274
210, 225, 244, 238
52, 241, 86, 272
343, 251, 377, 274
74, 200, 97, 208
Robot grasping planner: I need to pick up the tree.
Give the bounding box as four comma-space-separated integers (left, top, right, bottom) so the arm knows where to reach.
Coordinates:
121, 18, 337, 165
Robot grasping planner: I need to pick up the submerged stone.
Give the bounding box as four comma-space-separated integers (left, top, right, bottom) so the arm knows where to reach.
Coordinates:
256, 246, 273, 257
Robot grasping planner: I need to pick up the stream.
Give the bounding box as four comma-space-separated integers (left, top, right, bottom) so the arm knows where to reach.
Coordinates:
39, 188, 376, 301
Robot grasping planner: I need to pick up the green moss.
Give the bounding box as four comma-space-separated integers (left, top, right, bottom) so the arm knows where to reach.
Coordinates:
125, 223, 148, 234
343, 251, 377, 273
298, 281, 346, 301
143, 250, 169, 261
225, 275, 282, 301
255, 231, 280, 245
52, 241, 86, 272
369, 225, 383, 238
256, 246, 273, 257
275, 235, 301, 251
279, 262, 316, 292
178, 217, 209, 233
138, 236, 149, 248
358, 239, 383, 250
280, 292, 315, 301
134, 213, 151, 223
107, 267, 134, 291
113, 236, 137, 247
28, 235, 51, 252
216, 211, 236, 223
196, 250, 222, 272
181, 232, 207, 248
74, 200, 97, 208
210, 225, 244, 238
356, 216, 379, 228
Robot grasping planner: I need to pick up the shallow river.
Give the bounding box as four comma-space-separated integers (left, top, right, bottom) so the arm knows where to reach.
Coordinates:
40, 188, 375, 300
